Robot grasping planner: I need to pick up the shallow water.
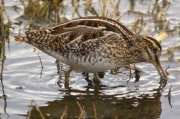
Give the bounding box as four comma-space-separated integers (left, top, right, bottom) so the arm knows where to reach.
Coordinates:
1, 0, 180, 119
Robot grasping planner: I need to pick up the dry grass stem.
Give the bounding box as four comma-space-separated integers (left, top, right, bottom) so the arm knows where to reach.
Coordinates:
92, 103, 98, 119
156, 32, 168, 42
27, 100, 45, 119
167, 85, 172, 97
60, 102, 67, 119
128, 10, 147, 15
131, 19, 140, 32
101, 0, 107, 17
77, 101, 88, 119
72, 0, 77, 19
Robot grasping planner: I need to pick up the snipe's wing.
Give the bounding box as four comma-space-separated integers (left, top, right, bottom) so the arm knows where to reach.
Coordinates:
13, 17, 135, 55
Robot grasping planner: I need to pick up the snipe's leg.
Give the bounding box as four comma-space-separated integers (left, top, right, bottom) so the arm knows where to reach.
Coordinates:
93, 72, 101, 85
82, 72, 93, 86
64, 68, 73, 88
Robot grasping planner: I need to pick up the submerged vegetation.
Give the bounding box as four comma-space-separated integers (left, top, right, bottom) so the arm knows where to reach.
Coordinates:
0, 0, 179, 119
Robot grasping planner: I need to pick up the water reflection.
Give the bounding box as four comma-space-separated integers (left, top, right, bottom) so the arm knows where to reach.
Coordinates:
28, 62, 167, 118
1, 0, 180, 119
29, 87, 162, 119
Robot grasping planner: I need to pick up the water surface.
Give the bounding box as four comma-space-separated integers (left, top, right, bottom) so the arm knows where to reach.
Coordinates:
1, 0, 180, 119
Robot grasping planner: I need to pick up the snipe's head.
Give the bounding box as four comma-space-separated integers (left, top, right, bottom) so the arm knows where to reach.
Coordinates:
140, 35, 168, 78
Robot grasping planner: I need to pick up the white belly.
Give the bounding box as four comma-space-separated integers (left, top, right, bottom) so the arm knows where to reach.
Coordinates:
50, 51, 119, 73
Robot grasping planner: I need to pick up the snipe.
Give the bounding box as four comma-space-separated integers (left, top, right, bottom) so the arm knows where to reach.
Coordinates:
13, 17, 168, 83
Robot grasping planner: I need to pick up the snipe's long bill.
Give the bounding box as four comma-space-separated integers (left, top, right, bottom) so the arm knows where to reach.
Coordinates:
13, 17, 168, 78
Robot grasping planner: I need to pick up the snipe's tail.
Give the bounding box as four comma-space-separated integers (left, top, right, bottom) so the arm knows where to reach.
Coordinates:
13, 36, 29, 43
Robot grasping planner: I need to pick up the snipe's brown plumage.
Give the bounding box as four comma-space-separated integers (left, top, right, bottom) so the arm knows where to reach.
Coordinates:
13, 17, 168, 79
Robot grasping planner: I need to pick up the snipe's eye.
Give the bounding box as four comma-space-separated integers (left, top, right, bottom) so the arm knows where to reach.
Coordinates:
152, 48, 157, 52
